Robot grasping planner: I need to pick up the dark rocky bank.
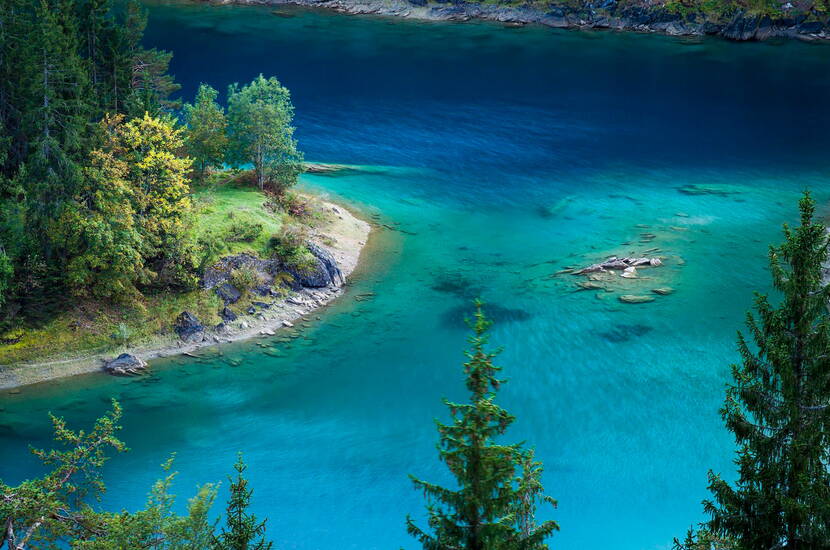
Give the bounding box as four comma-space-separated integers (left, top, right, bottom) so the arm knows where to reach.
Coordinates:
203, 0, 830, 41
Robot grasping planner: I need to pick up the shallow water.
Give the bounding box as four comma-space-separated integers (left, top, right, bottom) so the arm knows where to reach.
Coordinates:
3, 4, 830, 549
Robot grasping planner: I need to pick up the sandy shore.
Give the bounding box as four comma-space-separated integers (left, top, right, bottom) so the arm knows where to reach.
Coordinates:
0, 198, 371, 390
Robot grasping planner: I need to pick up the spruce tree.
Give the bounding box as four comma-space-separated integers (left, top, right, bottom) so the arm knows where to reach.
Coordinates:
407, 301, 558, 550
702, 191, 830, 548
212, 454, 273, 550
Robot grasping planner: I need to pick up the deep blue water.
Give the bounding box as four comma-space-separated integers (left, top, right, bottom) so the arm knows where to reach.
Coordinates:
3, 3, 830, 549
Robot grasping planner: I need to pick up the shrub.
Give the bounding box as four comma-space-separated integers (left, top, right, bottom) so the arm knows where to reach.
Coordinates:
268, 225, 317, 274
223, 213, 263, 243
110, 323, 133, 347
229, 265, 264, 293
276, 191, 310, 219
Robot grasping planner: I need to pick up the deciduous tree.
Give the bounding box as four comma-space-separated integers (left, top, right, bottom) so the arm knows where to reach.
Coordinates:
226, 74, 302, 194
184, 84, 228, 179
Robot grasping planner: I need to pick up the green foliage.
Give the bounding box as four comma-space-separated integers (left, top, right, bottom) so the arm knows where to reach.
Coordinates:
226, 74, 304, 194
0, 248, 13, 308
407, 301, 559, 550
229, 265, 265, 294
211, 454, 273, 550
0, 0, 179, 311
184, 84, 229, 179
59, 134, 147, 300
224, 213, 264, 243
0, 404, 285, 550
673, 527, 737, 550
0, 401, 126, 549
700, 192, 830, 548
268, 224, 316, 273
110, 322, 133, 347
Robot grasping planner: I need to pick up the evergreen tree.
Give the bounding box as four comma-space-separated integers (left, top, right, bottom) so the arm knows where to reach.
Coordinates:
211, 454, 273, 550
183, 83, 228, 179
407, 301, 558, 550
226, 74, 302, 194
25, 0, 90, 252
702, 191, 830, 548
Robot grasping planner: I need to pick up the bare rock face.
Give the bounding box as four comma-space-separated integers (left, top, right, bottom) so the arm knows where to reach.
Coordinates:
104, 353, 148, 376
174, 311, 205, 343
307, 242, 344, 286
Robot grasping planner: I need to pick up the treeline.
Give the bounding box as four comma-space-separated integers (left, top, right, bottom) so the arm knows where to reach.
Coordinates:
4, 193, 830, 550
0, 0, 302, 329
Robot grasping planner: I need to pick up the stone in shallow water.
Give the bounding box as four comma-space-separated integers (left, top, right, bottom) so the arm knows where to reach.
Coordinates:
599, 324, 653, 343
577, 281, 604, 290
441, 303, 532, 328
618, 294, 655, 304
652, 287, 674, 295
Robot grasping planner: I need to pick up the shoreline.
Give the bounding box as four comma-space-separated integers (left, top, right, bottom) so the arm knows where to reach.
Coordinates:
202, 0, 830, 41
0, 197, 372, 391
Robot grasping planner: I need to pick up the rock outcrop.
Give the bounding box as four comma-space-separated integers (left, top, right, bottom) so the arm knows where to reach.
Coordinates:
104, 353, 148, 375
576, 256, 662, 275
204, 243, 344, 297
174, 311, 205, 343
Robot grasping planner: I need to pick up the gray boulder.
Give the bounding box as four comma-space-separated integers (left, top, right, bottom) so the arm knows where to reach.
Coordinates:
215, 283, 242, 305
104, 353, 147, 376
308, 243, 344, 286
174, 311, 204, 343
220, 307, 237, 322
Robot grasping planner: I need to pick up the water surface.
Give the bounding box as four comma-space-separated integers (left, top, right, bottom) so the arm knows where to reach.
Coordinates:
3, 4, 830, 549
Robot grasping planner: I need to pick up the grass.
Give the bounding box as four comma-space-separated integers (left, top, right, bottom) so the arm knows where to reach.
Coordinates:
193, 172, 287, 260
0, 290, 223, 365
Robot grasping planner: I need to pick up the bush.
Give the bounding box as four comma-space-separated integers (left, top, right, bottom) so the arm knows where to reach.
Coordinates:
229, 264, 264, 293
223, 213, 263, 243
268, 225, 317, 274
110, 323, 133, 347
276, 191, 310, 219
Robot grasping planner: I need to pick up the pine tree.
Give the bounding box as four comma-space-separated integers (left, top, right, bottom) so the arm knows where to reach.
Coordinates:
702, 191, 830, 548
407, 301, 558, 550
212, 454, 273, 550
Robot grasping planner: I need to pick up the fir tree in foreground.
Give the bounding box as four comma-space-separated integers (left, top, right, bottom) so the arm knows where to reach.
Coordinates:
682, 192, 830, 549
407, 301, 559, 550
212, 454, 273, 550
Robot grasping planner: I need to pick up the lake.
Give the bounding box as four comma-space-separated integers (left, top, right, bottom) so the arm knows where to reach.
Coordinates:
3, 3, 830, 548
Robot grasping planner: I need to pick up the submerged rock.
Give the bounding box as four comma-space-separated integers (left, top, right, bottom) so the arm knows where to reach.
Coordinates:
104, 353, 148, 376
618, 294, 655, 304
174, 311, 205, 343
652, 287, 674, 295
599, 324, 653, 343
576, 281, 604, 291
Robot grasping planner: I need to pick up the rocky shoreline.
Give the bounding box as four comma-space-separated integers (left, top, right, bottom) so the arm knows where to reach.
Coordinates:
203, 0, 830, 41
0, 199, 371, 390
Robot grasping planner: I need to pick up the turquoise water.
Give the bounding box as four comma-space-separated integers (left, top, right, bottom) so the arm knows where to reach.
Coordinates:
3, 3, 830, 549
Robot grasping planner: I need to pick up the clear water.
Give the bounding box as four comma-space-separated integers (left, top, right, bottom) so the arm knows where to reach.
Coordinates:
3, 3, 830, 549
